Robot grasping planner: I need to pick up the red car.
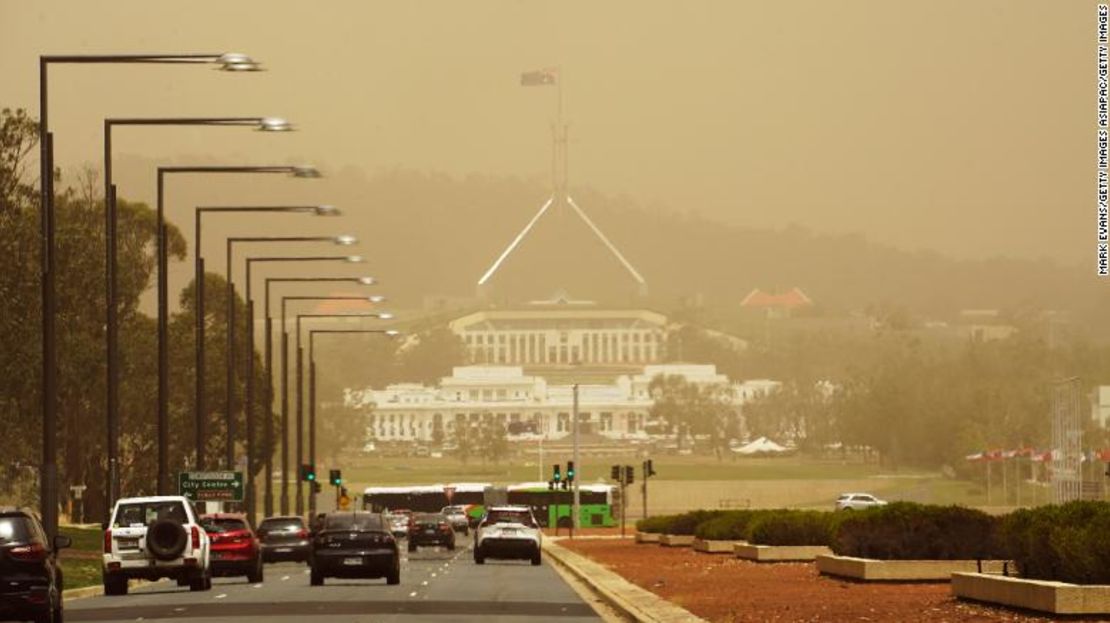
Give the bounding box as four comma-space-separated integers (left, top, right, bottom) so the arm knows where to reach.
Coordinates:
200, 514, 263, 583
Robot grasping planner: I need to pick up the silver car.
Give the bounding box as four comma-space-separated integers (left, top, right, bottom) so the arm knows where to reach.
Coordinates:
441, 506, 470, 535
835, 493, 887, 511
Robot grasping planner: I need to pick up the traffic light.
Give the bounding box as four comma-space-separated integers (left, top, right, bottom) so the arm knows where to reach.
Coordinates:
340, 486, 348, 498
548, 480, 555, 491
624, 465, 634, 485
566, 461, 575, 482
312, 481, 322, 494
299, 464, 316, 482
610, 465, 621, 481
644, 459, 656, 477
553, 464, 562, 483
329, 469, 342, 486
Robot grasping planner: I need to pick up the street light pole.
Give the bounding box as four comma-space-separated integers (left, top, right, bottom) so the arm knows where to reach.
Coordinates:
194, 206, 339, 474
282, 298, 390, 515
38, 50, 260, 537
260, 277, 375, 517
573, 383, 580, 532
307, 328, 399, 515
296, 319, 392, 516
104, 118, 293, 497
155, 165, 320, 495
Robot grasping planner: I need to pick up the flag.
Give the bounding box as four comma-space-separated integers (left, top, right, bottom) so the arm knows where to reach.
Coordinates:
521, 67, 558, 86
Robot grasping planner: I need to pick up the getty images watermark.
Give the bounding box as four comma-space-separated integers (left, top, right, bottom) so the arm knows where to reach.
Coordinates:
1098, 4, 1109, 275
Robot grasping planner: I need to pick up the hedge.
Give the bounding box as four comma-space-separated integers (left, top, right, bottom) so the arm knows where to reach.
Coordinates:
832, 502, 1002, 560
635, 514, 676, 534
694, 510, 772, 541
1000, 501, 1110, 584
747, 510, 840, 546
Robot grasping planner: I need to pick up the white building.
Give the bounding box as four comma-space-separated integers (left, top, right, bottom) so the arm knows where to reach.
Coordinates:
346, 364, 780, 443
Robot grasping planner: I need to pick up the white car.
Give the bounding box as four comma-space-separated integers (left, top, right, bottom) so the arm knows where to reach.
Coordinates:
102, 496, 212, 595
835, 493, 887, 511
474, 506, 542, 566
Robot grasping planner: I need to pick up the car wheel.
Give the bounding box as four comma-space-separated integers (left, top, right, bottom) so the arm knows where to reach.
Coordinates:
447, 541, 455, 551
190, 568, 210, 592
407, 542, 417, 553
310, 569, 324, 586
103, 573, 127, 596
176, 577, 190, 587
386, 562, 400, 585
247, 558, 264, 584
531, 548, 542, 566
474, 546, 485, 565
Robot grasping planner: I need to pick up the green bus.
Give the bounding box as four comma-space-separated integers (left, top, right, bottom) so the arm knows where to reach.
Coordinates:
506, 482, 617, 528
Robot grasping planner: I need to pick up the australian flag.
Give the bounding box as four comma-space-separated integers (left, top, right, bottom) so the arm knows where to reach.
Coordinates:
521, 67, 558, 86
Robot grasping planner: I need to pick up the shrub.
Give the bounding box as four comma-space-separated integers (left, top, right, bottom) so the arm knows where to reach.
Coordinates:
1000, 501, 1110, 584
694, 510, 771, 541
635, 514, 676, 534
832, 502, 1002, 560
747, 510, 840, 546
667, 510, 729, 535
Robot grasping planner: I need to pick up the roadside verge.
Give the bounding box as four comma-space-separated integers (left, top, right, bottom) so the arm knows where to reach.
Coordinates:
544, 539, 707, 623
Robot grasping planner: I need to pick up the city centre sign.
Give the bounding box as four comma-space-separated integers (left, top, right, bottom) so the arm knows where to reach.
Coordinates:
179, 471, 244, 502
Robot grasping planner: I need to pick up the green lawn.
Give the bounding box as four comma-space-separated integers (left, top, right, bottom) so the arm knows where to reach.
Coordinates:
336, 454, 917, 488
59, 525, 102, 590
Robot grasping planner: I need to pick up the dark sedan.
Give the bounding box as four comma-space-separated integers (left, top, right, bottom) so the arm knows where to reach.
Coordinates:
257, 516, 311, 564
407, 513, 455, 552
0, 507, 70, 623
310, 512, 399, 586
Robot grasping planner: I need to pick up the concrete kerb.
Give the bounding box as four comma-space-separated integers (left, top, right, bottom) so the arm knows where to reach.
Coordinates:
544, 540, 707, 623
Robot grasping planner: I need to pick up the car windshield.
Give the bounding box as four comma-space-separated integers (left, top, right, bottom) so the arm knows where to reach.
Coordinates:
414, 514, 443, 524
0, 516, 31, 544
202, 517, 248, 533
486, 510, 535, 527
114, 501, 187, 527
259, 518, 305, 532
442, 506, 465, 514
325, 513, 385, 531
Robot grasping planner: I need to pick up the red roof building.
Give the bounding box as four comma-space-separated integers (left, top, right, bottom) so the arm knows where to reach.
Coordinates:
740, 287, 813, 318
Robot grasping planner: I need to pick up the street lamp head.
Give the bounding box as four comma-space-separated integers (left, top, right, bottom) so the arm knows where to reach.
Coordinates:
366, 295, 386, 303
385, 330, 401, 337
334, 235, 357, 246
216, 52, 262, 72
291, 165, 322, 178
313, 205, 340, 216
377, 312, 395, 320
357, 276, 377, 285
346, 255, 364, 263
258, 117, 293, 132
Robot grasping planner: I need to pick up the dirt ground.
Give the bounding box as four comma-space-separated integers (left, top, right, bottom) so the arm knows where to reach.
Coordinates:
559, 539, 1101, 623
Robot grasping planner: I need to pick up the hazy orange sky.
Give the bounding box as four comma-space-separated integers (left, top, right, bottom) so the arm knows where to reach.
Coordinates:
0, 1, 1090, 264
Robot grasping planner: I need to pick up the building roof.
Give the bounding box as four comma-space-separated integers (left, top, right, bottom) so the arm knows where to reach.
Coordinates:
740, 287, 813, 309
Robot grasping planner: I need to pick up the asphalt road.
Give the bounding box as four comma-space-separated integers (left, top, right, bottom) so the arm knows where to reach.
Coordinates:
66, 535, 602, 622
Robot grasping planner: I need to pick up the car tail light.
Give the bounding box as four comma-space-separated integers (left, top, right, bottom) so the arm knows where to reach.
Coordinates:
296, 529, 309, 539
104, 529, 112, 553
191, 525, 200, 549
9, 542, 46, 562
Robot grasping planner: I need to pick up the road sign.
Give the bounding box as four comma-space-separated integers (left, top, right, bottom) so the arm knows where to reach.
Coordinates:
338, 494, 351, 510
179, 471, 244, 502
444, 486, 456, 503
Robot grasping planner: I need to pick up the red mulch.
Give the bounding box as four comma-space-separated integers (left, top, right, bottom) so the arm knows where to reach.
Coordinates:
560, 539, 1099, 623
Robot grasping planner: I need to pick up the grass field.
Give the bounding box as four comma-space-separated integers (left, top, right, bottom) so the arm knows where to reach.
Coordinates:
58, 525, 102, 590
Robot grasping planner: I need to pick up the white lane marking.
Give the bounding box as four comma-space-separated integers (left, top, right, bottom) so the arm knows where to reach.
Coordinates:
252, 583, 262, 588
409, 591, 418, 597
214, 593, 227, 600
430, 573, 437, 578
173, 607, 186, 612
302, 569, 310, 574
421, 580, 428, 586
281, 575, 290, 581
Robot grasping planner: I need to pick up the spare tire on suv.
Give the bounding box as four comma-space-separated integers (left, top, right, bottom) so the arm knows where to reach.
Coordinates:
148, 519, 188, 560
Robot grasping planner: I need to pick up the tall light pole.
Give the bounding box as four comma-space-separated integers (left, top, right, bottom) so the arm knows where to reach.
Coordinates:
154, 165, 320, 496
194, 206, 340, 473
573, 383, 580, 531
237, 249, 362, 526
281, 297, 391, 515
259, 264, 364, 513
307, 328, 399, 513
38, 50, 260, 536
103, 118, 293, 507
260, 277, 376, 517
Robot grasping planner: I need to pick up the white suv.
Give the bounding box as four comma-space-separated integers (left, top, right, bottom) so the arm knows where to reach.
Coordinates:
102, 496, 212, 595
474, 506, 542, 566
835, 493, 887, 511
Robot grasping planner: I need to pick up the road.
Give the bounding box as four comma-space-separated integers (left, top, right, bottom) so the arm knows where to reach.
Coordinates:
66, 535, 602, 622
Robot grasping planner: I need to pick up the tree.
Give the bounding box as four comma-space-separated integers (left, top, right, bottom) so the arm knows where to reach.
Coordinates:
396, 327, 468, 384
478, 415, 509, 464
452, 416, 476, 464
